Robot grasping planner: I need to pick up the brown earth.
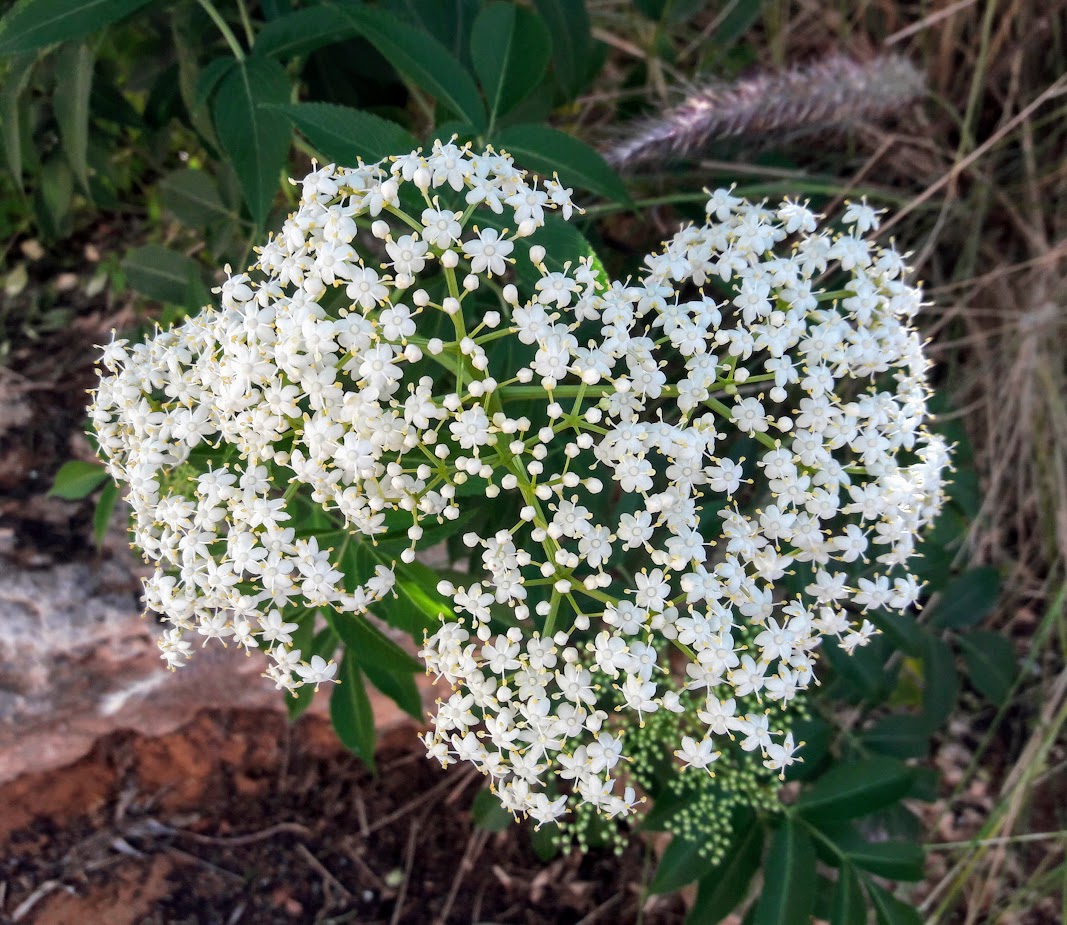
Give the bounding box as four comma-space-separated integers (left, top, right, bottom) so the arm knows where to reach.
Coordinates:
0, 709, 686, 925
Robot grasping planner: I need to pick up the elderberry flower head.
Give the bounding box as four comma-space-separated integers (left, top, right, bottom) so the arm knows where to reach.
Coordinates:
91, 141, 947, 826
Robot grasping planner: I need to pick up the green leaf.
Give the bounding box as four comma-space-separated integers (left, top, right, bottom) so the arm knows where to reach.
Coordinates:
92, 477, 119, 548
826, 635, 890, 702
122, 244, 203, 306
49, 460, 108, 500
212, 55, 292, 228
1, 52, 36, 191
650, 834, 707, 894
255, 4, 363, 59
830, 864, 866, 925
687, 824, 763, 925
867, 610, 923, 658
531, 0, 593, 100
861, 714, 930, 759
361, 658, 423, 720
52, 42, 94, 193
89, 72, 142, 128
796, 757, 915, 823
957, 631, 1016, 704
159, 169, 233, 228
752, 819, 815, 925
471, 787, 512, 832
709, 0, 765, 50
493, 213, 608, 296
785, 715, 831, 782
326, 610, 422, 674
493, 123, 629, 203
35, 155, 74, 239
0, 0, 154, 55
383, 0, 479, 66
386, 559, 455, 633
530, 822, 559, 860
334, 5, 486, 131
194, 56, 235, 111
921, 634, 959, 730
823, 826, 925, 881
852, 842, 925, 881
633, 0, 706, 23
331, 651, 377, 771
287, 625, 339, 721
470, 3, 551, 129
270, 102, 417, 166
867, 883, 922, 925
928, 567, 1001, 628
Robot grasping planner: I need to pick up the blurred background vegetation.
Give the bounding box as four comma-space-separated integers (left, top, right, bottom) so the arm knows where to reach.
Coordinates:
0, 1, 1064, 922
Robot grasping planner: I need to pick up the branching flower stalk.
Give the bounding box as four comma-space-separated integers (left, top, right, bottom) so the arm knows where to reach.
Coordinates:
603, 54, 925, 172
91, 141, 947, 826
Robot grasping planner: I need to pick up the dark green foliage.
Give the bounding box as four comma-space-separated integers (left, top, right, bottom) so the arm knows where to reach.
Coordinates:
752, 819, 815, 925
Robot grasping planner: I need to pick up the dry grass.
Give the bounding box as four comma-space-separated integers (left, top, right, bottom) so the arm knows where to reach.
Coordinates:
582, 1, 1067, 922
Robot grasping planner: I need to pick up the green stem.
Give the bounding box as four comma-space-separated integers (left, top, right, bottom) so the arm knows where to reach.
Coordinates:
235, 0, 256, 47
704, 396, 778, 450
196, 0, 245, 60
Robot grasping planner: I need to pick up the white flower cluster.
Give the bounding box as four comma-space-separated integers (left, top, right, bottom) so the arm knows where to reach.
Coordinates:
91, 140, 947, 825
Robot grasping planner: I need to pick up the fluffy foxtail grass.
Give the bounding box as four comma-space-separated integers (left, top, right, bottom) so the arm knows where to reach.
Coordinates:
603, 54, 925, 172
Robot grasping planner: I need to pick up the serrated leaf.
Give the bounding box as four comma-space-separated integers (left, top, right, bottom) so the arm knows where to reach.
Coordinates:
0, 0, 154, 56
334, 5, 486, 131
471, 787, 512, 832
796, 757, 914, 823
861, 714, 930, 759
957, 631, 1016, 704
471, 3, 551, 130
830, 864, 866, 925
752, 819, 815, 925
928, 567, 1001, 628
159, 168, 233, 228
92, 477, 119, 548
921, 634, 959, 730
331, 651, 377, 771
1, 52, 36, 191
255, 4, 363, 59
493, 123, 629, 203
53, 42, 94, 193
49, 460, 109, 500
122, 244, 202, 306
867, 883, 922, 925
531, 0, 592, 100
650, 834, 707, 894
383, 0, 479, 66
270, 102, 417, 166
687, 824, 763, 925
212, 55, 292, 228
